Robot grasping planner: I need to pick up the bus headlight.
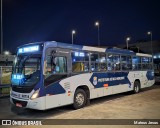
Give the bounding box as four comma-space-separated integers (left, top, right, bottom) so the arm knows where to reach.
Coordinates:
31, 89, 39, 100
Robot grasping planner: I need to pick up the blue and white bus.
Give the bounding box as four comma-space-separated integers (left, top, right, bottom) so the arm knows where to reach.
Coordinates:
10, 41, 155, 110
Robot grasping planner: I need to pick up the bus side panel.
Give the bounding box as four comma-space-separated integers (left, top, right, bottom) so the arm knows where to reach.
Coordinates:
45, 73, 93, 109
112, 72, 130, 94
103, 86, 112, 96
91, 88, 104, 99
143, 70, 155, 88
112, 84, 129, 94
45, 94, 71, 109
126, 71, 138, 91
45, 82, 68, 109
90, 72, 131, 97
59, 73, 94, 103
27, 97, 46, 110
129, 70, 154, 89
45, 70, 154, 109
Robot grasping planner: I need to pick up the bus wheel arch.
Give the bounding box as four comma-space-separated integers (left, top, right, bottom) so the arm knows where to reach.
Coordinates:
133, 79, 141, 93
73, 85, 90, 109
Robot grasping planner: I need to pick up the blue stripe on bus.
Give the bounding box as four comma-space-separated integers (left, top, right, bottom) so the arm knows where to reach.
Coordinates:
45, 82, 66, 95
33, 82, 46, 97
146, 70, 154, 80
90, 72, 131, 88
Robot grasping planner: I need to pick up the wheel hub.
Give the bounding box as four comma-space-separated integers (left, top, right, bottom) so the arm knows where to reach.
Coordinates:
75, 93, 84, 106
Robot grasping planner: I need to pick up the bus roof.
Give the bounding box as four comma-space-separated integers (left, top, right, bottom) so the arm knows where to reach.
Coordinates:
45, 41, 136, 55
106, 48, 135, 55
17, 42, 44, 49
136, 53, 152, 57
17, 41, 151, 56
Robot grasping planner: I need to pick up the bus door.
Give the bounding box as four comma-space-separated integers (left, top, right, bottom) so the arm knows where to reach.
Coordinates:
44, 48, 71, 109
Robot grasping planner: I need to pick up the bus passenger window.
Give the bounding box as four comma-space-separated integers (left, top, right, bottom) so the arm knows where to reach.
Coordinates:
90, 53, 100, 71
55, 57, 67, 73
121, 55, 132, 70
132, 56, 141, 70
45, 55, 67, 76
148, 57, 153, 69
107, 54, 120, 71
91, 62, 100, 71
72, 51, 89, 72
99, 53, 107, 71
141, 57, 152, 70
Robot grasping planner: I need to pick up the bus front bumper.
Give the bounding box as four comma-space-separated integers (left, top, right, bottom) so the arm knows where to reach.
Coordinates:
10, 96, 46, 110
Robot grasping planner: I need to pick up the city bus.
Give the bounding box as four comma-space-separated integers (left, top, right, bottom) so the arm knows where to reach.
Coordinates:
10, 41, 155, 110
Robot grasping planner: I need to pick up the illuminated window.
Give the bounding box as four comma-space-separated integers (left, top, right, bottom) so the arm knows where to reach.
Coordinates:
121, 55, 132, 70
72, 51, 89, 72
132, 56, 141, 70
107, 54, 120, 71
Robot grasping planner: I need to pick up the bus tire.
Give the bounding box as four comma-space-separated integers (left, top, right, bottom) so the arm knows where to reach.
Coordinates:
73, 89, 87, 109
133, 81, 140, 93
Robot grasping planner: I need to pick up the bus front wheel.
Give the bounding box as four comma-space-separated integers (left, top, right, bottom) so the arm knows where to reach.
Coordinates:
73, 89, 87, 109
133, 81, 140, 93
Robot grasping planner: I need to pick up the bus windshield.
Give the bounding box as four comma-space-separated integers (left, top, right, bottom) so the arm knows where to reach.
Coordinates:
11, 54, 41, 86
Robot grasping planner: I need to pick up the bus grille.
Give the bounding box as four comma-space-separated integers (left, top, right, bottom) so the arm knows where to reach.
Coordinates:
12, 86, 33, 93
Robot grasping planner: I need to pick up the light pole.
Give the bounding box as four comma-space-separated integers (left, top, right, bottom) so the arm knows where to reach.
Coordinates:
1, 0, 3, 54
71, 30, 76, 44
137, 46, 139, 53
126, 37, 130, 50
95, 21, 100, 46
147, 31, 153, 56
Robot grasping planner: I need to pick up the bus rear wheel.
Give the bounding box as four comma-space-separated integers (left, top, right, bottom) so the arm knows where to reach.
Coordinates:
73, 89, 87, 109
133, 81, 140, 93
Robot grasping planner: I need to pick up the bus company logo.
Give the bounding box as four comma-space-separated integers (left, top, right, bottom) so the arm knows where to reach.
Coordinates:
93, 77, 98, 85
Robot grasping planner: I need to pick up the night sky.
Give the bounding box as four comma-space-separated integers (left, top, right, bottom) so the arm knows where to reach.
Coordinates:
1, 0, 160, 53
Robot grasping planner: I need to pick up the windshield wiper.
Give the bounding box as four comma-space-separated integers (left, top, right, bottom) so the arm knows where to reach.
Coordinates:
18, 54, 32, 73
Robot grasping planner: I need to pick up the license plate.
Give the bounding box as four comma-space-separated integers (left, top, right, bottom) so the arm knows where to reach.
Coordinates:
16, 103, 22, 107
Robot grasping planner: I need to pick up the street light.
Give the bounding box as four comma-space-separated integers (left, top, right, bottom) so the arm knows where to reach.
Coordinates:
147, 31, 153, 56
1, 0, 3, 54
72, 30, 76, 44
95, 21, 100, 46
4, 51, 10, 55
136, 46, 139, 53
126, 37, 130, 50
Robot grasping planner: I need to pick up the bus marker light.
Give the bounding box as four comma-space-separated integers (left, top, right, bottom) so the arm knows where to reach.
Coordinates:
68, 91, 71, 96
103, 84, 108, 87
46, 94, 53, 96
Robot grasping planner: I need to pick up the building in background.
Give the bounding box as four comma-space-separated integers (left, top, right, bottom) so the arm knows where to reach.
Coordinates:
0, 54, 15, 66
